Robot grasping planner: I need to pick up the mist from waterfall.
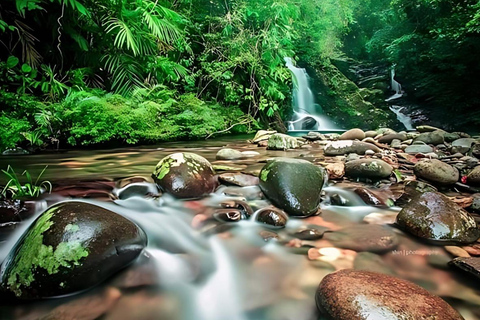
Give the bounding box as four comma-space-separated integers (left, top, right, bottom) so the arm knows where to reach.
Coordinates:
284, 58, 337, 130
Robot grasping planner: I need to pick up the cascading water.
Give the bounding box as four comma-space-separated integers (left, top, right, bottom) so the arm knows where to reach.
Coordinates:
390, 105, 414, 130
284, 57, 337, 130
385, 67, 403, 102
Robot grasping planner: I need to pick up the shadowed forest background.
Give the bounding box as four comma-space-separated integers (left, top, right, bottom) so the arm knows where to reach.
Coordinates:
1, 0, 480, 152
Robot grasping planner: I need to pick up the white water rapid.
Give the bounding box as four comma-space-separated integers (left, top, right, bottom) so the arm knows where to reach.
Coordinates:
284, 57, 337, 130
385, 67, 403, 102
390, 105, 414, 131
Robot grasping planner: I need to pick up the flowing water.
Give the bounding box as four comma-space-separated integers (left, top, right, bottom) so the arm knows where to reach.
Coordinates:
1, 137, 480, 319
390, 105, 414, 131
284, 58, 338, 131
385, 67, 403, 102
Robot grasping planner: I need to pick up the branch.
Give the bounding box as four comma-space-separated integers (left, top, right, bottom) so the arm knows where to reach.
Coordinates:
205, 118, 253, 139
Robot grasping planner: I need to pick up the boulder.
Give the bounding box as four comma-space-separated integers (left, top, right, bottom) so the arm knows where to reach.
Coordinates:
252, 130, 277, 143
266, 133, 299, 150
378, 133, 407, 144
451, 138, 477, 154
396, 191, 480, 244
414, 130, 445, 145
345, 159, 393, 179
339, 128, 365, 141
414, 159, 459, 186
152, 153, 217, 199
324, 140, 381, 156
316, 269, 463, 320
259, 158, 325, 217
216, 148, 243, 160
467, 166, 480, 186
0, 202, 147, 299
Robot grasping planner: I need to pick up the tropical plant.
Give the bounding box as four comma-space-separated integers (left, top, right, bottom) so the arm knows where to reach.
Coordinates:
1, 165, 52, 200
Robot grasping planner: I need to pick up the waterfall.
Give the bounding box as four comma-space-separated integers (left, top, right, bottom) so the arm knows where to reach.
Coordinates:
390, 105, 414, 130
284, 57, 337, 130
385, 67, 403, 102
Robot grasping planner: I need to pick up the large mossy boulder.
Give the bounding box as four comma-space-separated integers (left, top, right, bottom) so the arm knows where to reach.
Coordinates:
414, 159, 459, 186
316, 269, 464, 320
258, 158, 325, 217
396, 191, 480, 244
152, 153, 217, 199
266, 133, 299, 150
345, 159, 393, 179
0, 202, 147, 299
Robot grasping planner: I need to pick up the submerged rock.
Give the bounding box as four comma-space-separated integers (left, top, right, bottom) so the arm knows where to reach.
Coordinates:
258, 158, 325, 217
414, 159, 459, 186
0, 202, 147, 299
267, 133, 299, 150
324, 140, 381, 156
152, 153, 217, 199
316, 269, 464, 320
396, 191, 480, 244
324, 225, 398, 253
345, 159, 393, 179
254, 207, 288, 228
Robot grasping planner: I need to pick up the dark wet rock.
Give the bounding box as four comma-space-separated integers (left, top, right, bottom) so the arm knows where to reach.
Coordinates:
216, 148, 244, 160
117, 182, 159, 200
354, 188, 385, 206
404, 144, 434, 154
152, 152, 217, 199
345, 159, 393, 179
353, 252, 395, 275
220, 199, 254, 218
301, 116, 318, 130
324, 225, 398, 253
414, 130, 445, 145
254, 207, 288, 228
378, 133, 407, 144
218, 173, 259, 187
396, 191, 480, 244
303, 132, 325, 141
0, 200, 32, 224
52, 180, 115, 200
266, 133, 299, 150
291, 226, 327, 240
2, 147, 29, 155
339, 128, 365, 141
467, 166, 480, 186
259, 158, 325, 217
324, 140, 381, 156
449, 257, 480, 280
414, 159, 459, 186
451, 138, 477, 154
316, 269, 464, 320
213, 209, 243, 222
329, 193, 352, 206
395, 180, 437, 207
252, 130, 277, 143
0, 201, 147, 299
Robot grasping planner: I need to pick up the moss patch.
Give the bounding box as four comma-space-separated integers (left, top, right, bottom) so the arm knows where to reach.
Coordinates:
6, 207, 89, 296
260, 168, 270, 182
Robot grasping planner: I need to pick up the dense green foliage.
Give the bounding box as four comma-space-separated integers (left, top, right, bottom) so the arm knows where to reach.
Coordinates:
1, 0, 479, 151
346, 0, 480, 128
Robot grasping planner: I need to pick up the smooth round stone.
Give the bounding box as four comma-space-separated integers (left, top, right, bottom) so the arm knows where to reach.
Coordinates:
404, 144, 433, 154
258, 158, 325, 217
291, 226, 326, 240
414, 159, 459, 186
266, 133, 299, 150
325, 141, 381, 156
324, 225, 398, 253
316, 269, 464, 320
378, 133, 407, 144
254, 207, 288, 228
0, 202, 147, 299
451, 138, 477, 154
216, 148, 243, 160
339, 128, 365, 141
152, 153, 217, 199
467, 166, 480, 186
213, 209, 242, 222
364, 130, 378, 138
414, 130, 445, 145
396, 191, 480, 244
345, 159, 393, 179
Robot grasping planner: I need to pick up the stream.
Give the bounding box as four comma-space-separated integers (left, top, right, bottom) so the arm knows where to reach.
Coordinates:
0, 135, 480, 320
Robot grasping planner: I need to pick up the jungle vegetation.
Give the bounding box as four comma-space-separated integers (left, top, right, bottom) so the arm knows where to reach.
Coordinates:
1, 0, 479, 151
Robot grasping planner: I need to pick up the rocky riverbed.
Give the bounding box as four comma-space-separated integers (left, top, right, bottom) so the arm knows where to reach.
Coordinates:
2, 126, 480, 319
